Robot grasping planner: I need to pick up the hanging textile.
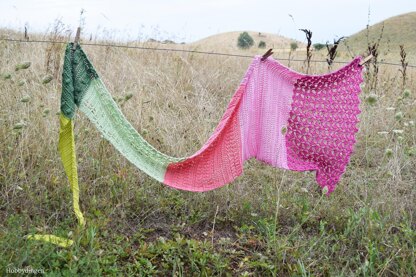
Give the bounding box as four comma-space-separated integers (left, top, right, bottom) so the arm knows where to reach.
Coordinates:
61, 43, 363, 192
30, 44, 364, 246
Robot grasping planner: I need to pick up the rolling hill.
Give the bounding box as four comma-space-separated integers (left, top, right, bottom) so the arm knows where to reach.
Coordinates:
341, 12, 416, 61
189, 31, 303, 54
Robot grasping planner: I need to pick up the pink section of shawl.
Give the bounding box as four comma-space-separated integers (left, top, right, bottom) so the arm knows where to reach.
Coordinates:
163, 84, 244, 191
162, 61, 259, 191
164, 56, 363, 194
238, 57, 300, 168
283, 57, 363, 193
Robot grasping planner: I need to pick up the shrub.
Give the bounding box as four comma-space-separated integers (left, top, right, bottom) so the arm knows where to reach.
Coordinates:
313, 43, 325, 51
290, 42, 298, 51
237, 32, 254, 49
258, 41, 266, 48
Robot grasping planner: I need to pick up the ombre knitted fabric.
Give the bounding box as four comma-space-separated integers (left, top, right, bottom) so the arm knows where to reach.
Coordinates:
35, 44, 364, 248
165, 57, 363, 193
60, 44, 364, 196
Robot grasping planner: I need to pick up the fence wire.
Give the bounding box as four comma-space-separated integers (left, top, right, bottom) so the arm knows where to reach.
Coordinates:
1, 38, 415, 68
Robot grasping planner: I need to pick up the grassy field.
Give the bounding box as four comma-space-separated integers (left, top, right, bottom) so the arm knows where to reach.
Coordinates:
0, 25, 415, 276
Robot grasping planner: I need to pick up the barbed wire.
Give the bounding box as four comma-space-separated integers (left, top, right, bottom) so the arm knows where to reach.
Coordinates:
1, 38, 415, 68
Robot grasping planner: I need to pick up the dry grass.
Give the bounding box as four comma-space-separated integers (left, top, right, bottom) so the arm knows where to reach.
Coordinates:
0, 27, 415, 275
341, 11, 416, 63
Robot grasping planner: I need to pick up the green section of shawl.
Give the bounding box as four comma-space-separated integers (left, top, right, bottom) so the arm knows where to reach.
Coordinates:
61, 43, 98, 118
61, 42, 183, 181
55, 43, 183, 247
79, 78, 183, 181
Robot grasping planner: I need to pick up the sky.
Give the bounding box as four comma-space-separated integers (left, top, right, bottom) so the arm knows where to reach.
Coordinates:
0, 0, 414, 43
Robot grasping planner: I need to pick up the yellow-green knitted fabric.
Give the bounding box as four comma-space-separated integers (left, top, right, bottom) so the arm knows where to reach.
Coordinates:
27, 234, 73, 248
58, 114, 85, 227
28, 114, 82, 247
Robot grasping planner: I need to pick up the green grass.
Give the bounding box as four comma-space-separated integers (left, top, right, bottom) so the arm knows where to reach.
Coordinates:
1, 192, 415, 275
0, 27, 415, 276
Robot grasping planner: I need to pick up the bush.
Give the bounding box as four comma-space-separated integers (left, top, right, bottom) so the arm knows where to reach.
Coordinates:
290, 42, 298, 51
258, 41, 266, 48
313, 43, 325, 51
237, 32, 254, 49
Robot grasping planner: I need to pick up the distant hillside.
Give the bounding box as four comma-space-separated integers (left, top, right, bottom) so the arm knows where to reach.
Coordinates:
189, 31, 303, 54
342, 12, 416, 61
1, 27, 304, 57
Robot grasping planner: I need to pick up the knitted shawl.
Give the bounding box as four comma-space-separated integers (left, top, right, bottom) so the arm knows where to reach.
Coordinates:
57, 43, 363, 237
